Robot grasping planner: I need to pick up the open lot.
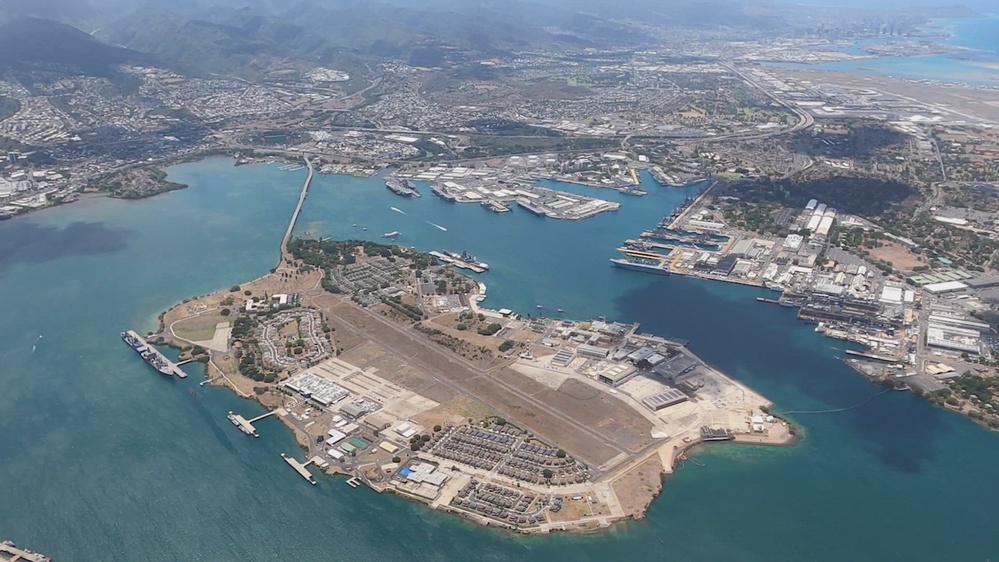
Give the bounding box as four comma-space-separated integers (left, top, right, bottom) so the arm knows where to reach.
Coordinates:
867, 241, 928, 273
172, 311, 228, 342
324, 301, 658, 471
612, 455, 665, 518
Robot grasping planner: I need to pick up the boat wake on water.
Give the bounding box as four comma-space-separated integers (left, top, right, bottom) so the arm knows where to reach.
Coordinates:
390, 206, 407, 215
426, 221, 448, 231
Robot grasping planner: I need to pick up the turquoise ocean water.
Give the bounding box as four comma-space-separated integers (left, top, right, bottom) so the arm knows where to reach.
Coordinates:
1, 157, 998, 560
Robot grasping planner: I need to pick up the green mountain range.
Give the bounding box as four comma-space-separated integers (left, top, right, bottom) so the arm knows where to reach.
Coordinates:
0, 18, 152, 78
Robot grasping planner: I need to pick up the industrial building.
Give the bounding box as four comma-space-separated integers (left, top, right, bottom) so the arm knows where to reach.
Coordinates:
652, 353, 698, 380
642, 388, 689, 411
551, 348, 576, 367
926, 323, 981, 354
576, 344, 610, 358
338, 402, 368, 419
281, 372, 349, 406
965, 276, 999, 290
923, 280, 969, 294
597, 363, 638, 386
325, 429, 347, 445
400, 462, 448, 487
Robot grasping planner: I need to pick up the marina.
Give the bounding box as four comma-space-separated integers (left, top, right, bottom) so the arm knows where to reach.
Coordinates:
121, 330, 187, 378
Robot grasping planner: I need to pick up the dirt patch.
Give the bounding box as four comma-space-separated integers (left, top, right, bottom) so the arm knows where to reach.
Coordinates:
411, 395, 496, 428
530, 376, 655, 453
867, 241, 928, 273
547, 491, 610, 522
612, 455, 664, 519
338, 341, 388, 367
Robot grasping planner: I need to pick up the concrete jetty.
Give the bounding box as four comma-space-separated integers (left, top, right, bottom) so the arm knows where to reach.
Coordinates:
126, 330, 187, 378
228, 412, 259, 437
281, 453, 317, 485
228, 409, 280, 438
0, 540, 52, 562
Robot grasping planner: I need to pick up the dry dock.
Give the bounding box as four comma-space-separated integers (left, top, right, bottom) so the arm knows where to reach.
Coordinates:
126, 330, 187, 378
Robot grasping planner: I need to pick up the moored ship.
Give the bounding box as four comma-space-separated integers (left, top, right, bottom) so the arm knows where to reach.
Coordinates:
430, 183, 456, 202
121, 331, 174, 377
403, 179, 422, 197
610, 257, 672, 276
481, 200, 511, 213
444, 250, 489, 272
228, 411, 259, 437
385, 178, 419, 197
516, 198, 547, 217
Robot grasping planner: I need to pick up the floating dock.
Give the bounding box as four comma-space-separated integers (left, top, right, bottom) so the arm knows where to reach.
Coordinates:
125, 330, 187, 378
281, 453, 317, 485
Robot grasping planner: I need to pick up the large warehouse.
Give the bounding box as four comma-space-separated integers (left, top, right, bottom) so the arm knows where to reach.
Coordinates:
642, 388, 689, 411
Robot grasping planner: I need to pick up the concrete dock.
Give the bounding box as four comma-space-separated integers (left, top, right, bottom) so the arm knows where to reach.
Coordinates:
281, 453, 317, 484
229, 413, 259, 437
126, 330, 187, 378
0, 540, 52, 562
228, 409, 280, 438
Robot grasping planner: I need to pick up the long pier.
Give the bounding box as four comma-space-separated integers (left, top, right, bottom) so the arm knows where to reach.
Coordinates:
126, 330, 187, 378
666, 180, 717, 230
0, 540, 51, 562
281, 453, 317, 484
228, 409, 281, 438
280, 156, 314, 264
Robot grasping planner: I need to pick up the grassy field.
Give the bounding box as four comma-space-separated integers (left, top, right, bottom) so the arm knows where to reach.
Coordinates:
173, 312, 227, 342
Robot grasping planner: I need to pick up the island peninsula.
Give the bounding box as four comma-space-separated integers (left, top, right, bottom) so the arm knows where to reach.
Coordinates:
152, 161, 792, 534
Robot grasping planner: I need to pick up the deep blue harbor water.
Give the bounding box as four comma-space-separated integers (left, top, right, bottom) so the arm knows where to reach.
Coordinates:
1, 157, 998, 561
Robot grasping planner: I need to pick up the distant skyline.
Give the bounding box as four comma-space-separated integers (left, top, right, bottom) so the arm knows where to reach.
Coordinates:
784, 0, 993, 10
